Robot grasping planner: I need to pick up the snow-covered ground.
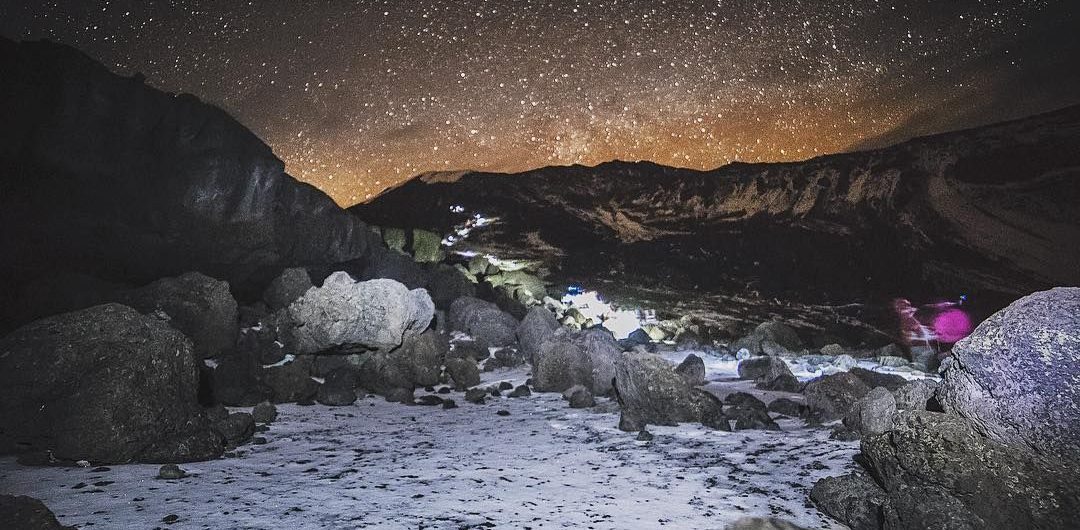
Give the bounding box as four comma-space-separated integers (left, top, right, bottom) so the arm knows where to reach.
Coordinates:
0, 352, 894, 529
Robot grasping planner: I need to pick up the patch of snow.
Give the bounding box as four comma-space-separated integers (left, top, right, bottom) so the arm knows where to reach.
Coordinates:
1, 362, 857, 529
262, 354, 296, 369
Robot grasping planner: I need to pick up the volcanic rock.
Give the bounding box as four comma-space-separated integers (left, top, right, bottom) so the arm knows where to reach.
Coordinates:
0, 304, 222, 463
262, 268, 314, 311
0, 495, 73, 530
938, 287, 1080, 465
674, 353, 707, 386
286, 272, 434, 354
803, 372, 871, 423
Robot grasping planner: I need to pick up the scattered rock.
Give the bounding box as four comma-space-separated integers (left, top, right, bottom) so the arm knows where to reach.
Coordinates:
464, 388, 488, 404
809, 473, 886, 530
565, 385, 596, 408
674, 353, 707, 386
635, 430, 654, 442
445, 358, 481, 390
316, 368, 358, 406
384, 387, 414, 404
820, 343, 846, 356
287, 272, 434, 353
849, 367, 907, 391
391, 329, 448, 388
731, 321, 804, 356
496, 410, 511, 416
939, 287, 1080, 465
415, 395, 444, 406
448, 297, 518, 349
263, 356, 318, 403
497, 381, 514, 391
613, 352, 705, 431
0, 304, 222, 463
843, 387, 897, 436
0, 495, 74, 530
441, 399, 458, 409
891, 379, 940, 411
116, 272, 238, 359
516, 306, 560, 362
532, 333, 593, 393
508, 385, 532, 398
725, 517, 810, 530
157, 464, 187, 480
213, 412, 255, 447
757, 373, 801, 392
251, 402, 278, 424
724, 392, 781, 431
767, 398, 807, 418
803, 371, 871, 423
737, 356, 789, 382
262, 268, 313, 311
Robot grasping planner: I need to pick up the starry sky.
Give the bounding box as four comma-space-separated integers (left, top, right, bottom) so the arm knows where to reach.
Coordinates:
3, 1, 1079, 205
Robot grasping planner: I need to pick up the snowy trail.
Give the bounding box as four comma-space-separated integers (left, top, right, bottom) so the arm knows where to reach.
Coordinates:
0, 358, 859, 529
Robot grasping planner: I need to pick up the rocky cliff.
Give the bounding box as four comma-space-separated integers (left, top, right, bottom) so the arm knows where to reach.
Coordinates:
0, 38, 387, 326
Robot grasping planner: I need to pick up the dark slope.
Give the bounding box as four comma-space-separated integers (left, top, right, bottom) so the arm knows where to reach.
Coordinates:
353, 106, 1080, 339
0, 38, 388, 322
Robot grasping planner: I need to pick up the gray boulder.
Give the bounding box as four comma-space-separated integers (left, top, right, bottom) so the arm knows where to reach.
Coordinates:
724, 392, 781, 431
0, 495, 73, 530
263, 356, 318, 403
573, 327, 622, 395
810, 473, 887, 530
389, 329, 448, 387
891, 379, 940, 410
448, 296, 518, 348
737, 356, 791, 382
843, 387, 897, 436
767, 397, 807, 418
316, 367, 359, 406
0, 304, 223, 463
674, 353, 707, 386
516, 306, 561, 362
262, 267, 313, 310
532, 332, 593, 393
445, 357, 481, 390
287, 272, 434, 354
613, 352, 705, 431
849, 367, 907, 391
214, 412, 255, 447
862, 410, 1079, 529
251, 402, 277, 424
939, 287, 1080, 465
803, 371, 871, 422
726, 517, 810, 530
564, 385, 596, 408
731, 321, 804, 356
117, 272, 238, 358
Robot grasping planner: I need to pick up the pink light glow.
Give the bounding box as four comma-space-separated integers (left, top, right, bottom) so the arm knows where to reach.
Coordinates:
933, 308, 973, 343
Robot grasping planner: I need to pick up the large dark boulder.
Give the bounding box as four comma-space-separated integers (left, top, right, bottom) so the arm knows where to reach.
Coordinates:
116, 272, 238, 358
516, 306, 560, 362
803, 371, 871, 422
863, 411, 1078, 529
613, 351, 706, 430
809, 473, 886, 530
0, 38, 387, 327
0, 495, 73, 530
262, 267, 314, 311
939, 287, 1080, 466
448, 296, 518, 348
0, 304, 223, 463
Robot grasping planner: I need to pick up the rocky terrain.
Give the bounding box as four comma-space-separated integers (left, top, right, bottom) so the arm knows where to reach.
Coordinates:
352, 107, 1080, 341
1, 37, 1078, 530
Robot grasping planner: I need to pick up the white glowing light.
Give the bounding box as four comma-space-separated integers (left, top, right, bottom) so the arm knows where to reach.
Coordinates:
561, 290, 643, 339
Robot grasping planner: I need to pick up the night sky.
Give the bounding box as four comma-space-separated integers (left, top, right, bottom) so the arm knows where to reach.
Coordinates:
3, 1, 1078, 205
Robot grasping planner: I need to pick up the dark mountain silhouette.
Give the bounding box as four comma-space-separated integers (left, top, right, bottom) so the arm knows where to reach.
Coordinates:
353, 106, 1080, 342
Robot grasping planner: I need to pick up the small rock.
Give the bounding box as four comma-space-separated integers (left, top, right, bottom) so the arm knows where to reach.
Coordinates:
251, 401, 278, 424
498, 381, 514, 391
674, 353, 707, 386
157, 464, 186, 480
636, 430, 654, 442
833, 354, 857, 371
496, 410, 510, 416
767, 398, 807, 418
464, 388, 488, 404
253, 437, 268, 445
441, 399, 458, 409
508, 385, 532, 398
567, 386, 596, 408
415, 395, 444, 406
445, 358, 481, 390
385, 387, 414, 404
820, 344, 845, 356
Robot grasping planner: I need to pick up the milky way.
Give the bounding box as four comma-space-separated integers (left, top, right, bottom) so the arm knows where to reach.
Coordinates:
3, 0, 1078, 204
